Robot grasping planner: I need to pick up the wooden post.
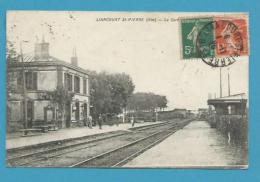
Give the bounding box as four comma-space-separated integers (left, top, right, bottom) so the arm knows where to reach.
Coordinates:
228, 68, 231, 96
122, 108, 125, 123
220, 67, 222, 98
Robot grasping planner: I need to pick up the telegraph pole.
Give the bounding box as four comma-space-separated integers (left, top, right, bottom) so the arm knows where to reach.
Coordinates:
20, 42, 28, 130
228, 68, 231, 96
219, 67, 222, 98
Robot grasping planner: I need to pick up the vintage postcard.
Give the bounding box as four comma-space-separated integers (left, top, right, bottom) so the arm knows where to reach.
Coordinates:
6, 11, 248, 168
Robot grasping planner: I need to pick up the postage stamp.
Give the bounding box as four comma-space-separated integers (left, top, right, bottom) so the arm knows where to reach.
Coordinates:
181, 15, 249, 67
181, 17, 213, 59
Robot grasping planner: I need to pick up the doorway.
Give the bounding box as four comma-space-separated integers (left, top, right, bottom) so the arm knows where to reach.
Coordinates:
65, 101, 71, 128
27, 100, 34, 128
75, 102, 80, 121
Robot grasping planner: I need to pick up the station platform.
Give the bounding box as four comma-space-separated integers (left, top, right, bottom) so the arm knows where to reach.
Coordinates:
124, 120, 247, 168
6, 121, 161, 150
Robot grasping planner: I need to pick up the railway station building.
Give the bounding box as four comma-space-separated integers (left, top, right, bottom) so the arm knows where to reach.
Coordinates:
7, 39, 90, 132
207, 94, 247, 117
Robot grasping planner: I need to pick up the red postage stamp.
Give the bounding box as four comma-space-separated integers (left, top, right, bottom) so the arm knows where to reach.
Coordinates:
214, 16, 249, 58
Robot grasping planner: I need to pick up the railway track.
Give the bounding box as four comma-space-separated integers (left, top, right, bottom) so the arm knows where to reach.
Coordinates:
70, 122, 188, 167
7, 119, 193, 167
7, 130, 129, 166
7, 120, 174, 167
7, 121, 172, 159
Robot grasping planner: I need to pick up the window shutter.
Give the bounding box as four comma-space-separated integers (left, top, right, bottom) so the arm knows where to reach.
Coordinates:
17, 72, 23, 90
74, 76, 76, 92
33, 72, 37, 90
64, 73, 67, 89
25, 72, 30, 90
69, 75, 72, 91
78, 77, 81, 93
85, 79, 87, 94
64, 73, 69, 90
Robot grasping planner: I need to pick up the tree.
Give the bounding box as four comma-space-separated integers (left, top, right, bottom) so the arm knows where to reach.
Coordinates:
90, 71, 113, 116
127, 92, 168, 112
156, 95, 168, 111
89, 71, 135, 119
6, 40, 21, 129
109, 73, 135, 113
49, 86, 74, 122
6, 40, 19, 93
6, 40, 19, 62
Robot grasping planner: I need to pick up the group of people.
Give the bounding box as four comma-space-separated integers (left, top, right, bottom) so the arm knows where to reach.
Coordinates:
84, 114, 104, 129
84, 114, 136, 129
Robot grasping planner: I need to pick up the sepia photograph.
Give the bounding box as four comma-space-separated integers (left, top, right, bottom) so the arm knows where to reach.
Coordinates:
6, 11, 248, 168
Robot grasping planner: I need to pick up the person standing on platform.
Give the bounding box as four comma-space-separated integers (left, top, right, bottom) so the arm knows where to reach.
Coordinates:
88, 115, 93, 129
98, 114, 103, 129
131, 115, 135, 127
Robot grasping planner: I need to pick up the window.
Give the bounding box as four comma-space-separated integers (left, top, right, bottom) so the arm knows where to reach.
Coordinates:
25, 72, 37, 90
74, 76, 80, 93
65, 73, 72, 91
83, 79, 87, 95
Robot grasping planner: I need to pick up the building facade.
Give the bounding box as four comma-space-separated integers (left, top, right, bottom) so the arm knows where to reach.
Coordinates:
7, 40, 90, 132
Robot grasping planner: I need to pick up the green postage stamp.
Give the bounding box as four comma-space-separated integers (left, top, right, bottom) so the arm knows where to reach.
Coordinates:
180, 17, 213, 59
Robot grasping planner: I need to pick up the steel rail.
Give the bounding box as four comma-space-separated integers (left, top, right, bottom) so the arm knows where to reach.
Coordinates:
7, 131, 129, 166
69, 123, 181, 167
112, 128, 179, 167
129, 120, 173, 131
8, 121, 177, 167
7, 131, 128, 162
7, 121, 171, 162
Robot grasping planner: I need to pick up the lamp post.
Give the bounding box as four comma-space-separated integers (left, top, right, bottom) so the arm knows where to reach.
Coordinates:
228, 68, 231, 96
219, 67, 222, 98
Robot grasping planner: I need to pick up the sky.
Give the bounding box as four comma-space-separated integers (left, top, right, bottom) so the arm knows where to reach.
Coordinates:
6, 11, 248, 110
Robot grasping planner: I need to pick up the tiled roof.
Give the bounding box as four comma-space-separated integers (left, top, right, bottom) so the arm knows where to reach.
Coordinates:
8, 54, 90, 75
208, 93, 247, 105
209, 93, 246, 100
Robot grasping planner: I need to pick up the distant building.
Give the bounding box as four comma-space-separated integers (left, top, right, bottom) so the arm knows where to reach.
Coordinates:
197, 108, 208, 120
172, 108, 187, 118
7, 39, 90, 132
157, 108, 188, 120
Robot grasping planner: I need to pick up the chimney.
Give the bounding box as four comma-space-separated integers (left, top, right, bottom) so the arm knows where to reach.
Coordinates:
34, 35, 49, 60
71, 47, 78, 66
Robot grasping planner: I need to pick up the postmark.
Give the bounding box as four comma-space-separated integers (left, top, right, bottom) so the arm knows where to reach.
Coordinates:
181, 16, 249, 67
